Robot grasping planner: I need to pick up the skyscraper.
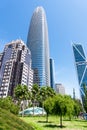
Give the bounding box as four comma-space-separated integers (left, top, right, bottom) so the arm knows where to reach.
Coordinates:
55, 83, 65, 95
0, 40, 33, 98
27, 6, 50, 87
72, 43, 87, 101
50, 58, 55, 89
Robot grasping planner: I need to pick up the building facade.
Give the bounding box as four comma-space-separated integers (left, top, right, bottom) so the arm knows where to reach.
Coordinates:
50, 58, 55, 89
27, 6, 50, 87
55, 83, 65, 95
72, 43, 87, 101
0, 40, 33, 98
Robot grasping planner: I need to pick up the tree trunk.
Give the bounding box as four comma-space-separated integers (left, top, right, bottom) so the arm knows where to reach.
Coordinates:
33, 100, 35, 116
69, 115, 71, 121
22, 100, 24, 117
46, 113, 48, 122
42, 102, 44, 115
60, 114, 63, 127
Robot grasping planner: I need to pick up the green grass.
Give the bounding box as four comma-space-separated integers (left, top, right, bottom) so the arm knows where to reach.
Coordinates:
1, 107, 86, 130
0, 107, 34, 130
20, 115, 87, 130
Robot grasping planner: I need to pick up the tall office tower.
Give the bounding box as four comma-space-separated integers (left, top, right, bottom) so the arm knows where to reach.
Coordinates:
27, 6, 50, 87
0, 40, 33, 98
55, 83, 65, 95
50, 58, 55, 89
72, 43, 87, 102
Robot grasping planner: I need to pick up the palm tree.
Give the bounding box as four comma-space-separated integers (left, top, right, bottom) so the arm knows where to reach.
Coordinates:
40, 86, 56, 115
14, 84, 29, 116
31, 84, 40, 115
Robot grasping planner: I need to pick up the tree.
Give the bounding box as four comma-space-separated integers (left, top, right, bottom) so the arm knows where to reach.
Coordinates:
53, 95, 66, 127
44, 97, 54, 122
53, 95, 74, 127
39, 86, 55, 107
14, 84, 29, 116
39, 87, 47, 108
64, 95, 74, 120
0, 96, 19, 115
31, 84, 40, 115
83, 84, 87, 113
73, 99, 82, 118
46, 86, 56, 98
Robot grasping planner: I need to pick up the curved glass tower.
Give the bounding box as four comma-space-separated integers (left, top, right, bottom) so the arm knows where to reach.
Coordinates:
27, 6, 50, 87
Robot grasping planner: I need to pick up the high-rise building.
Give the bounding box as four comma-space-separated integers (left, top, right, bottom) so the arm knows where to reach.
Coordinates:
72, 43, 87, 101
0, 40, 33, 98
55, 83, 65, 95
27, 6, 50, 87
50, 58, 55, 89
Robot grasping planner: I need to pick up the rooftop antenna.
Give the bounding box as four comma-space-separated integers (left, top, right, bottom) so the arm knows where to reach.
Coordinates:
73, 88, 75, 99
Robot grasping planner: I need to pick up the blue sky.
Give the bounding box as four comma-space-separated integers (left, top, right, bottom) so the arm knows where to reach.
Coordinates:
0, 0, 87, 98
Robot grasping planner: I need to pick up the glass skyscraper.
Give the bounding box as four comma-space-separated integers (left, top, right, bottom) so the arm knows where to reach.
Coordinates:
27, 6, 50, 87
72, 43, 87, 101
50, 58, 55, 89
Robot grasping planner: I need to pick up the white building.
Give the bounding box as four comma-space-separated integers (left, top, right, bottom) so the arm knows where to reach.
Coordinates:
0, 40, 33, 98
55, 83, 65, 95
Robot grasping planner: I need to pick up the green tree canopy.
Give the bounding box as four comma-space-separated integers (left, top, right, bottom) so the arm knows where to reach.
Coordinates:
14, 84, 29, 101
73, 99, 82, 118
44, 97, 54, 122
14, 84, 30, 116
53, 95, 66, 127
0, 96, 19, 115
53, 95, 75, 127
83, 84, 87, 112
64, 95, 74, 120
39, 86, 56, 107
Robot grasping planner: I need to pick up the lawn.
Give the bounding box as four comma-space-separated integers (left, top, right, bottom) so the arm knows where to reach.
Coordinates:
0, 108, 34, 130
20, 115, 87, 130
